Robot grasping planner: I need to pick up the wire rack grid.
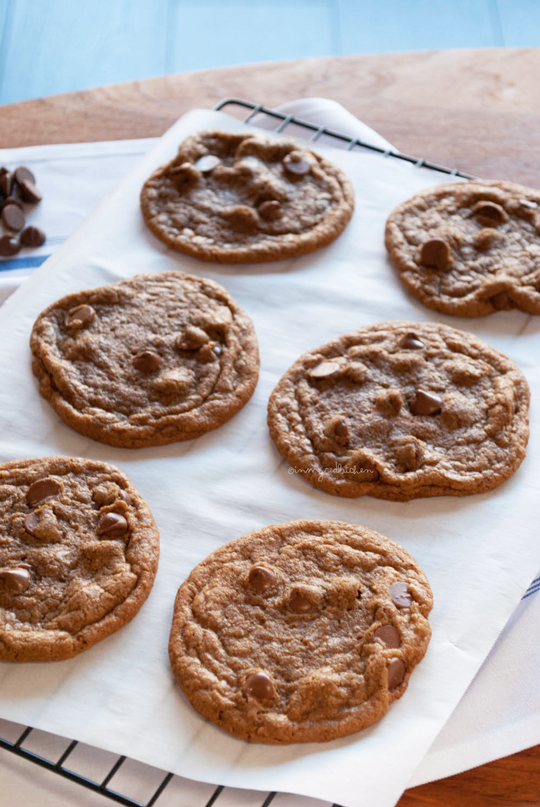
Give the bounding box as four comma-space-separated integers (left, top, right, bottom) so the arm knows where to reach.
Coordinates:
0, 97, 475, 807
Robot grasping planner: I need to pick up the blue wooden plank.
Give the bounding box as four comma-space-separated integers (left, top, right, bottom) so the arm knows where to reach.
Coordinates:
169, 0, 336, 73
497, 0, 540, 46
0, 0, 169, 104
336, 0, 501, 54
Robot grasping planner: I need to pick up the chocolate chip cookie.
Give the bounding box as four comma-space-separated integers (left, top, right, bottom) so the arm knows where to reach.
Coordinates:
385, 179, 540, 316
30, 271, 259, 448
267, 321, 529, 500
140, 130, 354, 263
169, 519, 432, 743
0, 456, 159, 662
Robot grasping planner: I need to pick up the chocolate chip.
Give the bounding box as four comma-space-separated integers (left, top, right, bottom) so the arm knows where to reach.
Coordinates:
387, 658, 406, 690
258, 200, 283, 220
14, 166, 36, 186
19, 179, 42, 204
27, 477, 63, 505
118, 489, 132, 505
398, 332, 425, 350
195, 155, 221, 173
66, 304, 95, 328
243, 672, 275, 700
0, 568, 31, 594
133, 350, 163, 373
334, 419, 349, 441
519, 199, 538, 210
410, 389, 442, 416
176, 326, 209, 350
248, 565, 278, 593
0, 235, 20, 257
420, 238, 451, 270
0, 195, 23, 211
0, 169, 13, 197
491, 291, 514, 311
473, 201, 507, 226
290, 592, 312, 613
24, 512, 39, 536
20, 225, 46, 248
373, 625, 401, 648
310, 360, 342, 379
2, 203, 25, 232
390, 582, 412, 608
97, 512, 128, 538
283, 151, 310, 176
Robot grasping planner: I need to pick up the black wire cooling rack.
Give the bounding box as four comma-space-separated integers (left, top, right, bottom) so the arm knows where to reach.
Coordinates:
0, 97, 476, 807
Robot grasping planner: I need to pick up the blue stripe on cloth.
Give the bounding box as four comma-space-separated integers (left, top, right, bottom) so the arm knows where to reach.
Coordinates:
0, 254, 51, 272
523, 581, 540, 600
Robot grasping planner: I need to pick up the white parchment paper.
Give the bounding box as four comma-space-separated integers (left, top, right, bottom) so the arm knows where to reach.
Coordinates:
0, 108, 539, 807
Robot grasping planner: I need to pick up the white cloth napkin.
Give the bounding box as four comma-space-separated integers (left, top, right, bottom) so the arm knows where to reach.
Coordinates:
0, 99, 539, 806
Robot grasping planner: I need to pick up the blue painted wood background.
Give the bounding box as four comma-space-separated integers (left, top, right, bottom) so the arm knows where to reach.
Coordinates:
0, 0, 537, 105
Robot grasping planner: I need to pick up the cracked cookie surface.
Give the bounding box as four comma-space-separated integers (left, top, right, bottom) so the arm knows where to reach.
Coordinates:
168, 519, 432, 743
385, 179, 540, 317
0, 456, 159, 662
30, 271, 259, 448
140, 130, 354, 263
267, 321, 529, 500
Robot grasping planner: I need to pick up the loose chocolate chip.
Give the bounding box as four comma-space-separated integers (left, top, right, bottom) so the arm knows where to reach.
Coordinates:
519, 199, 538, 210
0, 235, 20, 257
290, 592, 312, 613
420, 238, 451, 270
491, 290, 514, 311
66, 304, 95, 328
390, 582, 412, 608
20, 225, 46, 248
387, 658, 406, 690
310, 360, 342, 379
2, 203, 25, 232
118, 489, 132, 505
243, 672, 275, 700
248, 565, 278, 593
27, 477, 63, 505
373, 625, 401, 648
0, 195, 23, 211
283, 151, 310, 176
19, 179, 42, 204
24, 512, 40, 536
97, 512, 128, 538
398, 332, 425, 350
133, 350, 163, 373
0, 568, 31, 594
258, 200, 283, 220
410, 389, 442, 416
0, 170, 12, 197
195, 155, 221, 173
14, 166, 36, 186
473, 201, 507, 226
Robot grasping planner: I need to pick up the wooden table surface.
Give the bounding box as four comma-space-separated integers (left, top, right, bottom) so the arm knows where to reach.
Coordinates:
1, 47, 540, 807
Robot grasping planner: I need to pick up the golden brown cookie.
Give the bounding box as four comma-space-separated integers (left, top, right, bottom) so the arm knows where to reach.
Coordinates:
0, 456, 159, 662
385, 179, 540, 316
30, 271, 259, 448
268, 321, 529, 500
169, 519, 432, 743
140, 130, 354, 263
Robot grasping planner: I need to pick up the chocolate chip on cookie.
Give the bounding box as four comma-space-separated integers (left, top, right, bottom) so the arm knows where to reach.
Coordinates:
0, 456, 159, 661
30, 271, 259, 448
169, 520, 432, 743
140, 130, 354, 263
385, 179, 540, 317
267, 320, 529, 500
